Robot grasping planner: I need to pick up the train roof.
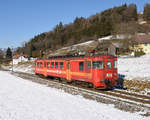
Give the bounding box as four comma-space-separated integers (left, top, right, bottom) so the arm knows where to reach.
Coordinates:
36, 55, 117, 61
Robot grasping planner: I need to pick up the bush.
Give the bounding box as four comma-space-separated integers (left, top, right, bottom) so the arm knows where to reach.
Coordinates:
134, 51, 145, 57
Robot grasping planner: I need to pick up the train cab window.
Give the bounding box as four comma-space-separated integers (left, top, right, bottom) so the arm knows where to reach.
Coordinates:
114, 61, 117, 68
51, 62, 54, 68
60, 62, 64, 69
92, 61, 104, 69
47, 62, 50, 68
88, 61, 91, 69
79, 62, 84, 71
55, 62, 58, 68
106, 61, 111, 69
40, 62, 43, 68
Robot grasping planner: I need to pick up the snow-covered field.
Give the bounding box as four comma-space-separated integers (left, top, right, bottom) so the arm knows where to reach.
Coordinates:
118, 54, 150, 81
12, 63, 34, 74
0, 71, 148, 120
2, 63, 34, 74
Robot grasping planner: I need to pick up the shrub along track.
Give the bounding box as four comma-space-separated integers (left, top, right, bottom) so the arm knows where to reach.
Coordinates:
124, 79, 150, 95
7, 71, 150, 117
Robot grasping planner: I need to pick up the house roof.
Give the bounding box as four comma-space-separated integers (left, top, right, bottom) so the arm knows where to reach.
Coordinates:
135, 34, 150, 44
97, 41, 125, 49
13, 54, 28, 59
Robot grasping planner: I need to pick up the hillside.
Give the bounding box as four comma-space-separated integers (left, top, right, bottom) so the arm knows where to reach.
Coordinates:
15, 4, 150, 58
45, 35, 130, 57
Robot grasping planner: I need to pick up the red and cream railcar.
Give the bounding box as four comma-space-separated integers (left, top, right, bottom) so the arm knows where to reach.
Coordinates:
35, 56, 118, 89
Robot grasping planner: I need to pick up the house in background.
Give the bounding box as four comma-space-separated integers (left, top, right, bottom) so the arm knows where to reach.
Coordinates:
13, 54, 29, 64
134, 34, 150, 54
94, 41, 128, 56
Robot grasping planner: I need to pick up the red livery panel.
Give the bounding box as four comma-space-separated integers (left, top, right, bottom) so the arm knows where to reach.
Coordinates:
35, 56, 118, 89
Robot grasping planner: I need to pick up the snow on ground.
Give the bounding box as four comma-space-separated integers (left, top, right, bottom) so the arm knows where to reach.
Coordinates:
0, 71, 148, 120
12, 63, 34, 74
118, 54, 150, 81
1, 63, 34, 74
98, 35, 113, 41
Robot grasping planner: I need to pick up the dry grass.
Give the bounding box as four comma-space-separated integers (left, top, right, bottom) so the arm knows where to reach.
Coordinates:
18, 61, 34, 65
124, 79, 150, 94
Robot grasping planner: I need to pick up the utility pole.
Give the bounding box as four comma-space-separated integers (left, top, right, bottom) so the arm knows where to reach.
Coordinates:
11, 47, 13, 72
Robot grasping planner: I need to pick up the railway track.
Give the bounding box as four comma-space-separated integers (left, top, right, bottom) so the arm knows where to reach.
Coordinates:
98, 90, 150, 104
7, 71, 150, 116
110, 89, 150, 102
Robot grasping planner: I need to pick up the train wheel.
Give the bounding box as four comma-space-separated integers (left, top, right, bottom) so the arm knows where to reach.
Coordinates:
87, 83, 93, 88
67, 81, 72, 84
58, 78, 62, 83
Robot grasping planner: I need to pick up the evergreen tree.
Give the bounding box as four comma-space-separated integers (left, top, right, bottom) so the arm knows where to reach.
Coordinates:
143, 4, 150, 22
6, 47, 12, 59
123, 4, 137, 22
28, 43, 35, 57
54, 22, 63, 33
0, 49, 4, 60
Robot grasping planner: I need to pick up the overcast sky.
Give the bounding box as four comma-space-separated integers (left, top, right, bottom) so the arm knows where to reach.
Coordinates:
0, 0, 149, 49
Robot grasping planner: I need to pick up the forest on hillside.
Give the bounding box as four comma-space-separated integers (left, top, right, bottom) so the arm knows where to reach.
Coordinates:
15, 4, 150, 57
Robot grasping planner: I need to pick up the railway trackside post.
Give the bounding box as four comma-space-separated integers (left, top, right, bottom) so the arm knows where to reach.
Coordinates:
11, 47, 13, 72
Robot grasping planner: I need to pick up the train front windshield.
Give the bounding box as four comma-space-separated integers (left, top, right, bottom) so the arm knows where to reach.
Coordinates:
92, 61, 104, 69
92, 60, 117, 69
106, 61, 111, 69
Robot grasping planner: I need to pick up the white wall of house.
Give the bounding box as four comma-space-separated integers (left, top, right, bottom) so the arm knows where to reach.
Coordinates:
13, 56, 28, 64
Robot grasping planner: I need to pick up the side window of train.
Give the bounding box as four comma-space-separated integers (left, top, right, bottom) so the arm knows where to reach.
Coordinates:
67, 62, 70, 69
47, 62, 50, 68
79, 62, 84, 71
60, 62, 64, 69
37, 63, 39, 67
92, 61, 104, 69
88, 61, 91, 69
51, 62, 54, 68
40, 62, 43, 68
55, 62, 58, 68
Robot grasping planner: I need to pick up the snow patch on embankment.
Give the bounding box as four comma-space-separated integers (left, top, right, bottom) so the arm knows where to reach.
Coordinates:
1, 62, 34, 74
118, 54, 150, 81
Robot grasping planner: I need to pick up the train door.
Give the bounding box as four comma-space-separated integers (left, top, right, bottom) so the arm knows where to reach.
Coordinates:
66, 61, 71, 81
85, 60, 92, 81
85, 60, 90, 73
44, 61, 47, 77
